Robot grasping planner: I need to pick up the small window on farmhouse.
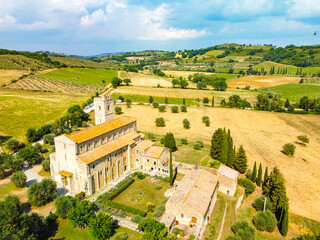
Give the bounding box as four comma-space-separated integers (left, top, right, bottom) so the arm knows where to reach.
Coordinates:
136, 150, 138, 154
181, 213, 184, 218
147, 159, 149, 162
154, 162, 156, 165
92, 165, 95, 169
136, 159, 139, 161
108, 105, 110, 111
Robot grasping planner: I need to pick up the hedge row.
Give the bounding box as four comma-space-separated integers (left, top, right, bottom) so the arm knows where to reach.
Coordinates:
106, 178, 135, 200
104, 200, 147, 217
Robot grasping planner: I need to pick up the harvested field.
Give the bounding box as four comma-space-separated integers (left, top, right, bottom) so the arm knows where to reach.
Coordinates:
228, 75, 300, 89
116, 105, 320, 221
0, 69, 29, 84
119, 71, 172, 87
6, 76, 104, 95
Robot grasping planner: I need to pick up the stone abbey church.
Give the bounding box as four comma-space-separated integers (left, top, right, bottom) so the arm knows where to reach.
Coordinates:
50, 95, 170, 196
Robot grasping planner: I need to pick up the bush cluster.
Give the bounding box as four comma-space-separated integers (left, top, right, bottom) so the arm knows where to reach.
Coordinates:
282, 143, 296, 156
252, 197, 271, 211
171, 106, 179, 113
114, 232, 128, 240
104, 200, 147, 217
105, 206, 127, 218
181, 138, 188, 144
252, 210, 277, 232
106, 178, 135, 200
231, 219, 256, 240
131, 214, 144, 223
159, 105, 166, 112
153, 205, 165, 218
238, 178, 256, 196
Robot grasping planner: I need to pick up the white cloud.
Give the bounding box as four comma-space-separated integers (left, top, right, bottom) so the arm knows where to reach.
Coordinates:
223, 0, 273, 16
287, 0, 320, 18
106, 0, 127, 14
81, 9, 107, 26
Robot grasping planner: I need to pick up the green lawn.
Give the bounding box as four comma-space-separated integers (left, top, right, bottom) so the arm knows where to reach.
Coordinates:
52, 218, 141, 240
40, 68, 118, 85
113, 177, 171, 212
260, 83, 320, 102
173, 142, 210, 165
0, 181, 16, 199
0, 89, 87, 140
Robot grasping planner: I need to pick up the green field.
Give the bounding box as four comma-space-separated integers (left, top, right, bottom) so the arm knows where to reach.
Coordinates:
40, 68, 118, 85
113, 177, 170, 212
0, 89, 87, 140
112, 93, 200, 105
173, 142, 210, 165
0, 182, 16, 199
53, 218, 141, 240
260, 83, 320, 102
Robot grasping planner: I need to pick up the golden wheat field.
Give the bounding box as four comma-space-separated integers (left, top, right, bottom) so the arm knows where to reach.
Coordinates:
0, 69, 29, 84
228, 75, 300, 88
116, 105, 320, 221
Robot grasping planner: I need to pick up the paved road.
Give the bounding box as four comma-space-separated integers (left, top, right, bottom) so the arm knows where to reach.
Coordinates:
113, 216, 138, 231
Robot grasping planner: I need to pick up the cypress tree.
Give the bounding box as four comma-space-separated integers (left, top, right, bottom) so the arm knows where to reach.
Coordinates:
212, 96, 214, 107
220, 133, 228, 164
164, 132, 176, 186
278, 204, 289, 236
183, 98, 186, 105
226, 130, 235, 167
210, 128, 224, 160
296, 68, 299, 75
233, 145, 247, 173
257, 163, 262, 186
149, 96, 154, 104
285, 99, 290, 108
251, 161, 257, 183
263, 166, 268, 186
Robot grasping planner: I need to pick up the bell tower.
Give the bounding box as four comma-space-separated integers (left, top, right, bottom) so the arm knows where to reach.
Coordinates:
94, 95, 114, 125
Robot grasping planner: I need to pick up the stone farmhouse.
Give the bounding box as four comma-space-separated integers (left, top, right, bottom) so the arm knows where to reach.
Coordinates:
161, 169, 219, 238
217, 164, 239, 196
50, 95, 170, 196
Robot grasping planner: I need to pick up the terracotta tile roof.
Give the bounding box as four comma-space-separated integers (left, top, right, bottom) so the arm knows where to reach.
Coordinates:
65, 116, 136, 143
137, 140, 154, 151
59, 170, 73, 178
78, 131, 140, 164
166, 169, 219, 216
145, 146, 165, 159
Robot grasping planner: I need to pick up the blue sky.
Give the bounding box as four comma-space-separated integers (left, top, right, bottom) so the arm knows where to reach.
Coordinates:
0, 0, 319, 55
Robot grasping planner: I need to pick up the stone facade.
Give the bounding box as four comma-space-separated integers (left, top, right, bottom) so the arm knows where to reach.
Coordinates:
217, 165, 238, 197
50, 95, 170, 196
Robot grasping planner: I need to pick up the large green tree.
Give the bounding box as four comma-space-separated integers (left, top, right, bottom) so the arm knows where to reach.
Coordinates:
90, 213, 117, 240
55, 195, 77, 219
233, 145, 248, 173
17, 145, 40, 165
68, 200, 94, 228
28, 178, 57, 207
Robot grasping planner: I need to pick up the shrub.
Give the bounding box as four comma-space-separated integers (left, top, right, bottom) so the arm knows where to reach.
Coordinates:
28, 178, 57, 206
162, 197, 168, 203
115, 107, 122, 115
282, 143, 296, 156
155, 117, 165, 127
43, 134, 55, 145
153, 102, 159, 108
114, 232, 128, 240
155, 184, 162, 190
245, 169, 252, 179
297, 135, 309, 144
159, 105, 166, 112
106, 178, 135, 200
194, 142, 201, 150
252, 197, 271, 211
147, 133, 156, 141
10, 171, 27, 188
238, 179, 256, 196
183, 119, 190, 129
6, 138, 24, 151
34, 143, 42, 153
226, 236, 242, 240
104, 200, 147, 217
195, 140, 204, 148
252, 210, 277, 232
131, 214, 143, 223
189, 235, 196, 240
119, 96, 124, 101
153, 205, 165, 218
180, 105, 187, 112
204, 118, 210, 126
146, 202, 155, 212
181, 138, 188, 144
171, 106, 179, 113
231, 219, 256, 240
202, 116, 209, 123
137, 172, 147, 180
42, 159, 50, 172
55, 195, 77, 219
